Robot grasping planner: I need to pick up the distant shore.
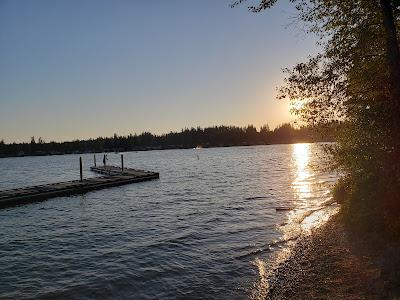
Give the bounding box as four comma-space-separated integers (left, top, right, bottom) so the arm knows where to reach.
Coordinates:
0, 140, 331, 159
266, 214, 400, 299
0, 123, 336, 158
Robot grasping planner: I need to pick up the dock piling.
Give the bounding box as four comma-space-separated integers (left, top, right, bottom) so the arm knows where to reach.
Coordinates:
121, 154, 124, 172
79, 157, 83, 182
94, 154, 96, 167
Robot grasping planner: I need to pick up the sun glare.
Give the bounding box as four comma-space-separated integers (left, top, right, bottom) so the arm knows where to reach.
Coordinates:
291, 100, 304, 111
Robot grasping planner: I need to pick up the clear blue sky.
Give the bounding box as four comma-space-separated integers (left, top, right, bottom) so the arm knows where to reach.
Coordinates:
0, 0, 317, 143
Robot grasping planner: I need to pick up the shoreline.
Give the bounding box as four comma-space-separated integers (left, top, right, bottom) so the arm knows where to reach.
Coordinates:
0, 141, 332, 159
265, 214, 400, 299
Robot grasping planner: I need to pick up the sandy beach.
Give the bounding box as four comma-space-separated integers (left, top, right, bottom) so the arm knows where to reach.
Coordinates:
266, 214, 400, 299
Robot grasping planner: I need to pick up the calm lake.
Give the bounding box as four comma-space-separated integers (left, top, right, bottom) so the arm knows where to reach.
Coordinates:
0, 144, 338, 299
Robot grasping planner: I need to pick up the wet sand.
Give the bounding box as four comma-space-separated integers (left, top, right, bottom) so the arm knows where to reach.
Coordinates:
266, 214, 400, 299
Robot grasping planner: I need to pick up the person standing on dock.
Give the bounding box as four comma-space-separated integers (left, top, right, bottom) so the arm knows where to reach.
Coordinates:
103, 154, 106, 166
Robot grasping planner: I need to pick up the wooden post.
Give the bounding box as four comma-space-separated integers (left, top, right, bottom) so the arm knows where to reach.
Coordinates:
121, 154, 124, 172
94, 154, 96, 167
79, 157, 83, 182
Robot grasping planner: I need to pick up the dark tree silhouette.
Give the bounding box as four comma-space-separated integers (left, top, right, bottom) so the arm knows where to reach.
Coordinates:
0, 123, 335, 158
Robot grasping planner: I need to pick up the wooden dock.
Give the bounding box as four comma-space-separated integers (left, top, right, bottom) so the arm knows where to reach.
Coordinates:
0, 166, 159, 209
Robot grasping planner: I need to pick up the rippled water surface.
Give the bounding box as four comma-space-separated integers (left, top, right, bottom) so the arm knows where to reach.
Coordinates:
0, 144, 337, 299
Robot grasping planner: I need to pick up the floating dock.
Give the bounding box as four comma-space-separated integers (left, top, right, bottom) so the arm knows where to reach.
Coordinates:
0, 165, 159, 209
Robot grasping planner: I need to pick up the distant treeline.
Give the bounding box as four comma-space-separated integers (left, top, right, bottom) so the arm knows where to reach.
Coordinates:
0, 123, 336, 158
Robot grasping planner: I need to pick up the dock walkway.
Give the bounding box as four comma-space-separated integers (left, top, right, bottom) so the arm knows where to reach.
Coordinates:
0, 166, 159, 209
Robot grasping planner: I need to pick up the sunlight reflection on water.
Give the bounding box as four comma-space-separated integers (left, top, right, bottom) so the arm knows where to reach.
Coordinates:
283, 143, 337, 238
292, 143, 312, 200
251, 143, 339, 300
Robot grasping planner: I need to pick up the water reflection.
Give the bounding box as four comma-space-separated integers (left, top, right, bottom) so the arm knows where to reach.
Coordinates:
292, 143, 312, 200
255, 144, 339, 299
0, 145, 339, 300
280, 143, 326, 240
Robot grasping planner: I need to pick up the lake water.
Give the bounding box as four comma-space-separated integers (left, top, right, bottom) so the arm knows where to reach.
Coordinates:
0, 144, 338, 299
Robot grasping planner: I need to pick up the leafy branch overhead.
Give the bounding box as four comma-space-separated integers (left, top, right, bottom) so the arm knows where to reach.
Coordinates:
234, 0, 400, 235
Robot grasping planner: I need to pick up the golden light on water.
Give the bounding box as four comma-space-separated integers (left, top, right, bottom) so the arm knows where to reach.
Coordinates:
252, 143, 340, 297
292, 143, 312, 199
279, 143, 314, 241
288, 143, 339, 233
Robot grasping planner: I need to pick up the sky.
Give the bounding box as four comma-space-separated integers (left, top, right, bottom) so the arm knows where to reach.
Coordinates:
0, 0, 318, 143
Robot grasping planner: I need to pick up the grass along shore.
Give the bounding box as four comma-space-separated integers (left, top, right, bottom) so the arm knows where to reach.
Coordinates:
265, 214, 400, 299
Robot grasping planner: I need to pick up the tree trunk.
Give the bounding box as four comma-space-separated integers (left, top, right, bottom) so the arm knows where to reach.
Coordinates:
380, 0, 400, 114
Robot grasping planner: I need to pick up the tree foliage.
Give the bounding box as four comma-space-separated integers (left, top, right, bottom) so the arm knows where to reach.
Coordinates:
235, 0, 400, 235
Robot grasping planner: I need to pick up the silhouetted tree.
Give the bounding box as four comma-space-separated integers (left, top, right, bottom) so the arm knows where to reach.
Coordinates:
0, 123, 334, 158
234, 0, 400, 235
